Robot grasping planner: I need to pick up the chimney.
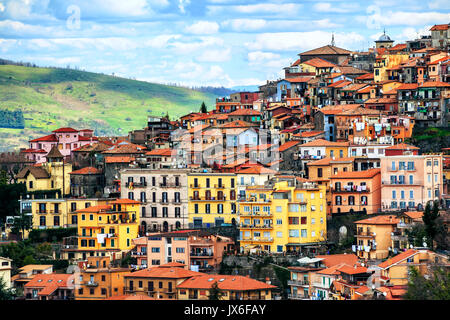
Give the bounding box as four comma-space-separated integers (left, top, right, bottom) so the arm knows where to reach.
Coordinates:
266, 277, 271, 285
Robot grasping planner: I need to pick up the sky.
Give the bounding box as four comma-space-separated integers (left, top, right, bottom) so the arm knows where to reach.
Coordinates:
0, 0, 449, 88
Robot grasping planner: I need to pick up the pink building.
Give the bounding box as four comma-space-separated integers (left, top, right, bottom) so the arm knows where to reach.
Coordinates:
381, 154, 444, 211
22, 128, 97, 164
136, 230, 235, 272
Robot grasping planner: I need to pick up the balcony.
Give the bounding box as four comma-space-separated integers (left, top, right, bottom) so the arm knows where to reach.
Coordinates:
190, 252, 214, 257
332, 187, 370, 193
131, 251, 147, 257
84, 281, 99, 287
126, 182, 147, 188
239, 212, 272, 217
214, 184, 225, 189
160, 183, 181, 188
239, 224, 273, 230
189, 196, 227, 201
356, 231, 375, 238
190, 184, 200, 188
288, 280, 309, 286
239, 197, 271, 203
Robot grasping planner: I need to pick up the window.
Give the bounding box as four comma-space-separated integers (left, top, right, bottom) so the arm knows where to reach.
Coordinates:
289, 229, 299, 237
276, 231, 282, 238
348, 196, 355, 205
176, 247, 185, 253
317, 168, 323, 178
289, 204, 299, 212
301, 217, 307, 225
301, 229, 307, 238
276, 219, 282, 225
288, 217, 299, 225
152, 247, 160, 253
276, 206, 282, 212
335, 196, 342, 205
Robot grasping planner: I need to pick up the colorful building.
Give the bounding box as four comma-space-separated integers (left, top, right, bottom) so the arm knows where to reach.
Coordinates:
330, 168, 381, 215
74, 256, 130, 300
354, 215, 400, 260
74, 199, 140, 261
187, 173, 238, 228
24, 273, 75, 300
238, 177, 327, 253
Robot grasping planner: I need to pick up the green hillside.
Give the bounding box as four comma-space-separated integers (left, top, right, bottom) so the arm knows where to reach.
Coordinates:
0, 64, 217, 151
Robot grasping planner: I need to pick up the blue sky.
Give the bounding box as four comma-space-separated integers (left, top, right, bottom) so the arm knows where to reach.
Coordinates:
0, 0, 449, 87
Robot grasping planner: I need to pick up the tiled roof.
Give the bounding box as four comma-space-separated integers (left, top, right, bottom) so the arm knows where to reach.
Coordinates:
124, 266, 204, 279
396, 83, 419, 90
339, 83, 368, 92
111, 199, 141, 205
279, 140, 301, 152
177, 275, 277, 291
45, 145, 64, 159
75, 205, 111, 213
378, 249, 418, 269
69, 167, 101, 175
29, 134, 58, 143
285, 76, 314, 83
52, 127, 78, 133
355, 286, 371, 295
293, 130, 324, 138
302, 58, 337, 68
403, 211, 424, 221
219, 120, 258, 128
319, 104, 361, 115
364, 98, 397, 104
356, 73, 374, 80
300, 138, 350, 148
333, 66, 368, 75
102, 143, 146, 155
104, 156, 135, 164
315, 254, 358, 268
355, 214, 400, 225
24, 273, 74, 294
228, 109, 261, 116
385, 143, 419, 150
336, 264, 368, 275
235, 166, 278, 175
328, 80, 352, 88
419, 81, 450, 88
300, 45, 352, 56
430, 24, 449, 31
145, 148, 174, 157
331, 168, 380, 179
16, 166, 50, 179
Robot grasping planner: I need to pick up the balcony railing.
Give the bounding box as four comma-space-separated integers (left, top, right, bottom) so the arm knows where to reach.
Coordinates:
126, 182, 147, 188
239, 224, 273, 229
84, 281, 99, 287
356, 231, 375, 237
288, 293, 310, 300
288, 280, 309, 286
190, 252, 214, 257
189, 196, 226, 201
332, 186, 370, 193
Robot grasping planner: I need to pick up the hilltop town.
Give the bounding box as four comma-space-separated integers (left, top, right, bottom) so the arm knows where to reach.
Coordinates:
0, 24, 449, 301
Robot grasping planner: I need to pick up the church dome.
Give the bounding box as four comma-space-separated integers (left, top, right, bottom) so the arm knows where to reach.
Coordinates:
378, 33, 392, 42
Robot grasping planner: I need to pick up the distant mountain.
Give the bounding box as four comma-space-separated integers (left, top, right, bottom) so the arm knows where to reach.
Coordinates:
230, 85, 261, 92
0, 63, 217, 151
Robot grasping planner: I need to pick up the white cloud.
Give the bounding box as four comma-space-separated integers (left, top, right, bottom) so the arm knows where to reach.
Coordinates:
185, 21, 220, 35
208, 3, 303, 17
248, 51, 280, 63
221, 18, 341, 32
0, 2, 4, 12
196, 48, 232, 62
359, 11, 450, 27
313, 2, 359, 13
221, 19, 267, 32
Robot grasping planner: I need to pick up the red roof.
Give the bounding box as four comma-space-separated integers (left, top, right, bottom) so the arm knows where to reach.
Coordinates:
52, 127, 78, 133
229, 109, 261, 116
24, 273, 74, 296
419, 81, 450, 88
235, 166, 277, 175
378, 249, 418, 269
300, 138, 349, 148
105, 156, 135, 164
355, 215, 399, 225
430, 24, 449, 31
336, 264, 368, 275
332, 168, 380, 179
293, 131, 324, 138
315, 254, 358, 268
385, 143, 419, 150
279, 140, 301, 152
145, 148, 174, 157
29, 134, 58, 143
356, 73, 374, 80
111, 199, 141, 205
177, 275, 277, 291
69, 167, 101, 175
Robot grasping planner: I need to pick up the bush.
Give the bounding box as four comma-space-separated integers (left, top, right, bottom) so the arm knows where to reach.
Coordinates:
28, 228, 77, 243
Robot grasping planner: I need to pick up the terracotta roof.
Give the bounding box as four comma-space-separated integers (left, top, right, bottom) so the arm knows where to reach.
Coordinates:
300, 138, 350, 148
293, 131, 324, 138
396, 83, 418, 90
302, 57, 337, 68
428, 56, 450, 65
356, 73, 374, 80
403, 211, 424, 221
315, 254, 358, 268
355, 285, 371, 295
331, 168, 380, 179
145, 148, 174, 157
228, 109, 261, 116
337, 264, 368, 275
333, 66, 368, 75
355, 214, 400, 225
177, 275, 277, 291
316, 263, 346, 275
340, 83, 368, 92
385, 143, 419, 150
319, 104, 361, 115
124, 266, 203, 279
328, 80, 352, 88
236, 166, 277, 175
104, 156, 135, 164
75, 204, 111, 213
16, 166, 50, 179
364, 98, 397, 104
102, 142, 146, 155
219, 120, 258, 128
378, 249, 418, 269
29, 134, 58, 143
24, 273, 74, 295
69, 167, 101, 175
430, 24, 449, 31
73, 142, 111, 153
52, 127, 78, 133
279, 140, 301, 152
419, 81, 450, 88
300, 45, 352, 56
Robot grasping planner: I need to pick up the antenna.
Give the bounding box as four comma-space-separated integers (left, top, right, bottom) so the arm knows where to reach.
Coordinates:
331, 32, 335, 47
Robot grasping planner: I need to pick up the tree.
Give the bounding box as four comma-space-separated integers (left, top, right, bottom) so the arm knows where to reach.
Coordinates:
422, 201, 440, 249
200, 102, 207, 113
404, 265, 450, 300
208, 281, 225, 300
0, 278, 14, 300
10, 212, 32, 241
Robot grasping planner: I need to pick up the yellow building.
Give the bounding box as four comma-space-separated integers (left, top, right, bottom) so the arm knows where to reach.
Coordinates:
75, 199, 141, 261
187, 173, 237, 228
16, 146, 72, 196
29, 198, 112, 231
0, 257, 12, 289
238, 177, 327, 253
374, 52, 410, 83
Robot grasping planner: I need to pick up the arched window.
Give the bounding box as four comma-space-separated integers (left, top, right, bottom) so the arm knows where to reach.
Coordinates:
361, 196, 368, 206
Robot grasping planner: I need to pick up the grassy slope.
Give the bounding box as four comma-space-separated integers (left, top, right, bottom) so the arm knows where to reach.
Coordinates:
0, 65, 216, 151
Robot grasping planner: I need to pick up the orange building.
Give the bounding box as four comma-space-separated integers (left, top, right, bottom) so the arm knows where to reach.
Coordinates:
74, 256, 130, 300
354, 215, 400, 260
123, 262, 203, 300
330, 168, 381, 215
